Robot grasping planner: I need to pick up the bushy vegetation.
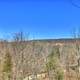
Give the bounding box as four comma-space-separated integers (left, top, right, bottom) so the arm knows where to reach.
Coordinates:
55, 69, 64, 80
46, 47, 64, 80
0, 33, 80, 80
2, 51, 12, 80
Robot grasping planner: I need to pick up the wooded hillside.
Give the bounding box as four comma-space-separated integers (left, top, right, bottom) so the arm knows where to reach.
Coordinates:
0, 38, 80, 80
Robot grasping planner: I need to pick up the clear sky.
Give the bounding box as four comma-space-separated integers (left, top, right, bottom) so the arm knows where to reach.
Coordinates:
0, 0, 80, 40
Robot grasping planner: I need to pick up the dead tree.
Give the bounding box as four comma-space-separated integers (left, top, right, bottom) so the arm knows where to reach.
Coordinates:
12, 32, 28, 80
72, 28, 80, 80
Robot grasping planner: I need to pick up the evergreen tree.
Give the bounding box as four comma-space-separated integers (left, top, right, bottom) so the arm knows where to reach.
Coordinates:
3, 51, 12, 80
46, 46, 64, 80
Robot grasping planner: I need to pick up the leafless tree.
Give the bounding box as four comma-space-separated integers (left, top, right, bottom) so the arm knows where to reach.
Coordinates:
11, 32, 28, 80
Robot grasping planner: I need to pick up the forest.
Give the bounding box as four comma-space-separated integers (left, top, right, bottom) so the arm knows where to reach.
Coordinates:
0, 32, 80, 80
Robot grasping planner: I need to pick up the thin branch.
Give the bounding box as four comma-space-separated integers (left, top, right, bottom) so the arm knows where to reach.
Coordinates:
70, 0, 80, 8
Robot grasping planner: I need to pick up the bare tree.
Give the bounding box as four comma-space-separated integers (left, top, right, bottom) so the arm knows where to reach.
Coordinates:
11, 32, 28, 80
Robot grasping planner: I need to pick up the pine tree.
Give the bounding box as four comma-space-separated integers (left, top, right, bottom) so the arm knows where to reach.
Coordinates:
46, 46, 64, 80
2, 51, 12, 80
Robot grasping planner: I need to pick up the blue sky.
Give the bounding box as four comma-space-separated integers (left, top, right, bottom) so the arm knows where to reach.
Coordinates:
0, 0, 80, 40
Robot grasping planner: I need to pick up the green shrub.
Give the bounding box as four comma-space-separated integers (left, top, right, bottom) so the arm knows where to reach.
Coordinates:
55, 69, 64, 80
2, 51, 12, 80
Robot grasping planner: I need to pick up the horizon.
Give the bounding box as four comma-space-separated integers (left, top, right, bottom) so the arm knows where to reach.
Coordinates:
0, 0, 80, 40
